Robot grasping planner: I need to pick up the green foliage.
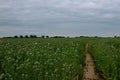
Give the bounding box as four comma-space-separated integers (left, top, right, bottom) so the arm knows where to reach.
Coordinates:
88, 38, 120, 80
0, 38, 85, 80
1, 37, 119, 80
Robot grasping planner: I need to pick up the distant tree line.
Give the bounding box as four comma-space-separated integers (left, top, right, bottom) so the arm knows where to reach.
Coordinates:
4, 35, 118, 39
14, 35, 37, 38
114, 35, 120, 38
13, 35, 52, 38
51, 36, 65, 38
3, 35, 69, 38
13, 35, 68, 38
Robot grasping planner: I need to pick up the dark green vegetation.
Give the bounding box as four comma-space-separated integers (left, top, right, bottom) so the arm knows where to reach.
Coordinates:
0, 38, 86, 80
88, 38, 120, 80
0, 38, 120, 80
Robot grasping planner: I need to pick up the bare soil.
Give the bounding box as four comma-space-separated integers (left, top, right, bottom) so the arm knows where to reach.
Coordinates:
82, 43, 99, 80
72, 43, 99, 80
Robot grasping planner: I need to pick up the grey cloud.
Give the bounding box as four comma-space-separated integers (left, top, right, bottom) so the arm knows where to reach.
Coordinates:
0, 0, 120, 37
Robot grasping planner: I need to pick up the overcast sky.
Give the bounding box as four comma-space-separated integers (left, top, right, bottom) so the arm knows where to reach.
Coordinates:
0, 0, 120, 37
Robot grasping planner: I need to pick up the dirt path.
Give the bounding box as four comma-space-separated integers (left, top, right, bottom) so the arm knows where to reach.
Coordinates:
82, 43, 99, 80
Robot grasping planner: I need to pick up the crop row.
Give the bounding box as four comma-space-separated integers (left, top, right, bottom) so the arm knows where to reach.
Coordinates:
88, 38, 120, 80
0, 38, 86, 80
1, 38, 119, 80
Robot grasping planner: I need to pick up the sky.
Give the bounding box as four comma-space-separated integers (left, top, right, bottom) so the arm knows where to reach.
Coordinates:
0, 0, 120, 37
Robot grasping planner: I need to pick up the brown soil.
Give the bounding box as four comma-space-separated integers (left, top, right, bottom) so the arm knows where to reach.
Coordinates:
82, 43, 99, 80
72, 43, 99, 80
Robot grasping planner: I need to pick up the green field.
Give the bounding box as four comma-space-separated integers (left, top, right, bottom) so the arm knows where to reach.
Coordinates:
0, 38, 120, 80
88, 38, 120, 80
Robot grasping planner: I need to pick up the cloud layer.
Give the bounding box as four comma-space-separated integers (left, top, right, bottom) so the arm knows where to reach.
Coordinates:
0, 0, 120, 37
